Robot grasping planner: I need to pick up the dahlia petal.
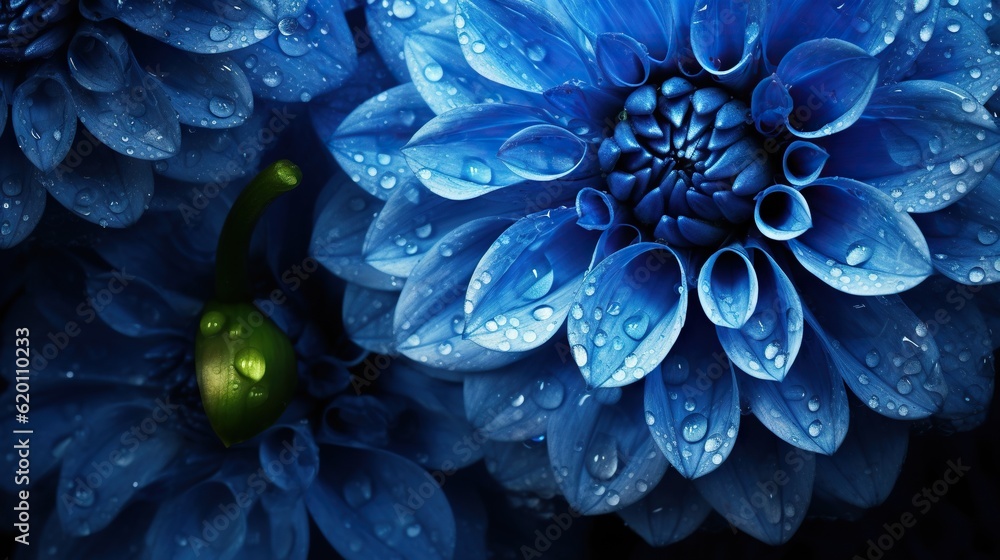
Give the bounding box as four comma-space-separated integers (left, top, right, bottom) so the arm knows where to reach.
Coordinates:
306, 445, 457, 560
775, 38, 879, 138
92, 0, 275, 54
907, 7, 1000, 104
405, 16, 540, 115
544, 80, 623, 124
590, 223, 642, 266
154, 119, 264, 183
548, 381, 670, 514
568, 243, 687, 388
818, 81, 1000, 212
743, 326, 849, 454
244, 498, 309, 560
901, 278, 995, 431
690, 0, 765, 87
813, 405, 908, 508
71, 57, 182, 161
644, 314, 741, 478
717, 242, 804, 381
230, 0, 357, 102
66, 23, 130, 92
617, 469, 712, 547
789, 178, 932, 295
58, 404, 182, 536
456, 0, 592, 93
754, 184, 812, 241
750, 74, 792, 135
343, 283, 399, 355
309, 50, 398, 139
761, 0, 907, 68
498, 124, 589, 181
914, 175, 1000, 285
403, 104, 554, 199
782, 141, 828, 186
142, 48, 253, 129
37, 502, 152, 560
693, 421, 815, 545
576, 187, 617, 230
311, 174, 404, 291
387, 395, 484, 471
0, 141, 47, 249
328, 84, 435, 200
86, 272, 200, 337
465, 208, 598, 352
367, 0, 455, 82
463, 344, 575, 441
363, 180, 577, 277
555, 0, 672, 60
875, 0, 939, 84
394, 217, 525, 370
482, 440, 559, 496
697, 244, 759, 329
595, 33, 651, 88
675, 215, 728, 246
804, 283, 949, 420
145, 481, 247, 560
13, 68, 76, 171
37, 141, 154, 228
258, 425, 319, 492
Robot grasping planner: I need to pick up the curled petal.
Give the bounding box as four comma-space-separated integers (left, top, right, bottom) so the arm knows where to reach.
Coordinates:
782, 141, 828, 186
310, 174, 404, 291
548, 379, 670, 514
698, 244, 759, 329
590, 222, 641, 267
595, 33, 651, 88
750, 74, 792, 135
465, 207, 600, 353
66, 23, 129, 92
691, 0, 766, 87
394, 217, 525, 370
576, 187, 617, 231
717, 242, 804, 382
789, 178, 932, 295
328, 84, 435, 200
693, 421, 815, 545
498, 124, 589, 181
556, 0, 672, 60
617, 470, 712, 547
403, 104, 554, 199
775, 38, 880, 138
743, 325, 849, 454
456, 0, 592, 93
644, 314, 741, 479
804, 282, 949, 420
754, 185, 812, 241
814, 405, 908, 508
567, 243, 687, 388
818, 81, 1000, 212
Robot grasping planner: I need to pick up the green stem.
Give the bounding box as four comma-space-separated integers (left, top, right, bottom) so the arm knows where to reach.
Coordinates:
215, 160, 301, 303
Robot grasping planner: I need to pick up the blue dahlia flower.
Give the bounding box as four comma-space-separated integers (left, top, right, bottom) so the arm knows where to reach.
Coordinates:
0, 156, 491, 558
0, 0, 358, 248
310, 0, 1000, 545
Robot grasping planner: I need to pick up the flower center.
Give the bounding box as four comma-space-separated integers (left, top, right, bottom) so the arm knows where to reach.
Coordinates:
598, 77, 772, 248
1, 0, 78, 62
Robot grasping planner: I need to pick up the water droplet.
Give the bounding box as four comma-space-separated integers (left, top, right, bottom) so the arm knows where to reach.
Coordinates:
533, 378, 565, 409
865, 349, 880, 367
199, 311, 226, 336
968, 267, 986, 283
2, 177, 22, 197
896, 377, 913, 395
532, 305, 554, 321
807, 419, 823, 437
526, 43, 547, 62
392, 0, 416, 19
406, 523, 422, 537
605, 493, 621, 507
262, 70, 284, 87
783, 385, 806, 401
423, 62, 443, 82
868, 395, 879, 408
902, 358, 921, 375
74, 486, 95, 508
210, 24, 232, 41
460, 157, 492, 184
437, 342, 453, 356
571, 344, 588, 366
623, 313, 649, 340
741, 311, 776, 341
681, 413, 708, 443
234, 347, 266, 381
471, 41, 486, 54
897, 404, 909, 416
961, 98, 977, 113
950, 157, 969, 175
209, 96, 235, 118
585, 433, 619, 481
807, 396, 820, 412
845, 242, 872, 266
703, 433, 723, 452
277, 18, 298, 36
0, 221, 10, 236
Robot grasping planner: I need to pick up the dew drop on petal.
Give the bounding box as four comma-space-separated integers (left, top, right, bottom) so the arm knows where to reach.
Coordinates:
681, 413, 708, 443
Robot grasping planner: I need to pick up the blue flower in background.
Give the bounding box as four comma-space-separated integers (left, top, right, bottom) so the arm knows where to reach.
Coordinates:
0, 0, 358, 248
0, 153, 495, 558
311, 0, 1000, 545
